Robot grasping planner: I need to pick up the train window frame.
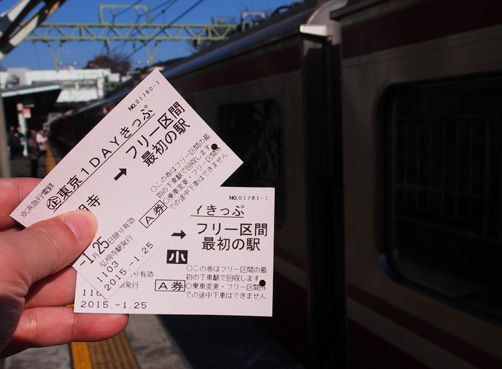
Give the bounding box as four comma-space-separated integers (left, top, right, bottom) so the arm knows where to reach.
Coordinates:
217, 99, 285, 228
379, 72, 502, 323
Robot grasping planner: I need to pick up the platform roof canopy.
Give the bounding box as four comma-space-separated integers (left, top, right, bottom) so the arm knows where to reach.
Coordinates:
2, 82, 61, 128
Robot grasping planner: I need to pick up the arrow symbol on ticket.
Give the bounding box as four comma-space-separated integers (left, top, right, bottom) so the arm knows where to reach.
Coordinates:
171, 230, 186, 239
114, 168, 127, 181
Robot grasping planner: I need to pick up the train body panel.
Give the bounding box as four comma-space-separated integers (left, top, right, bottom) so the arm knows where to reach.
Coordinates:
334, 0, 502, 368
175, 67, 312, 352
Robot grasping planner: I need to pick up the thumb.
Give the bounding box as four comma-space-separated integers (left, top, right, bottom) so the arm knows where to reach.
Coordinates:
2, 210, 97, 287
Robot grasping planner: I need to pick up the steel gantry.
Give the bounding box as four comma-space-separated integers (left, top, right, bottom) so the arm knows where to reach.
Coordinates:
22, 4, 238, 69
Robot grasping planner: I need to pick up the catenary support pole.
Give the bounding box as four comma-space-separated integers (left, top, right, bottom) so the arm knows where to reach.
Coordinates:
0, 90, 11, 177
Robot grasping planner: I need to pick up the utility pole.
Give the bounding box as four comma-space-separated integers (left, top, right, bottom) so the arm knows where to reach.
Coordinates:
0, 91, 11, 177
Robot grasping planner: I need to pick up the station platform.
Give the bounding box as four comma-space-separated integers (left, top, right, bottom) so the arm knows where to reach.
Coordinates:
1, 151, 305, 369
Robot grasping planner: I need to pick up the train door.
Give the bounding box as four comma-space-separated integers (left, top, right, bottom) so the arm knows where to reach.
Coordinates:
300, 9, 346, 368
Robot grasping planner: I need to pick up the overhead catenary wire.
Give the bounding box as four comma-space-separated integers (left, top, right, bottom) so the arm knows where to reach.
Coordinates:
112, 0, 145, 18
98, 0, 147, 57
116, 0, 204, 65
109, 0, 178, 58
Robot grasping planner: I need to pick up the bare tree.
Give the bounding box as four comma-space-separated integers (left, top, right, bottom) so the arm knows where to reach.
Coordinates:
85, 54, 131, 75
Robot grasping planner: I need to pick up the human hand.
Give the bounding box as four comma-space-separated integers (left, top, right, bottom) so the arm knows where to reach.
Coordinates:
0, 178, 128, 357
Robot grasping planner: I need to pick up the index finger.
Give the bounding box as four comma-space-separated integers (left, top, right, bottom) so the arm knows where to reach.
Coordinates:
0, 178, 41, 230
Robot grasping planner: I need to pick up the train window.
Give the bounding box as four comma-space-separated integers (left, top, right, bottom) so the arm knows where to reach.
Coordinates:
218, 100, 284, 227
382, 74, 502, 321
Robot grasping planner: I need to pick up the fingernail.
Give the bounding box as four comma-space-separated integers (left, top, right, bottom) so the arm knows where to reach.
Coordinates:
61, 210, 98, 242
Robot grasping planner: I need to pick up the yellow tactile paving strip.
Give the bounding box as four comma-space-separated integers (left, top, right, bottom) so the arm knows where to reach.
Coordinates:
70, 341, 93, 369
71, 332, 140, 369
45, 145, 57, 172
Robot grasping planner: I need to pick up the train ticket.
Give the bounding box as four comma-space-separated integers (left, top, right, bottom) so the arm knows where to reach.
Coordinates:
10, 69, 242, 298
74, 187, 274, 316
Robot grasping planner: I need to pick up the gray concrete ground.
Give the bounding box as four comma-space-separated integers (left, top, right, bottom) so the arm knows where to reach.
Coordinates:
127, 315, 190, 369
1, 315, 191, 369
9, 156, 47, 178
3, 345, 71, 369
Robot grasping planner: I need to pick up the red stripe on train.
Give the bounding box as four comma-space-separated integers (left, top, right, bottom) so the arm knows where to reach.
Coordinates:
347, 284, 502, 369
275, 247, 307, 271
172, 44, 301, 94
348, 319, 429, 369
341, 0, 502, 59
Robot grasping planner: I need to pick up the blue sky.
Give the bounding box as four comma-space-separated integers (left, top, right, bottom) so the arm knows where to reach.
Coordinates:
0, 0, 293, 70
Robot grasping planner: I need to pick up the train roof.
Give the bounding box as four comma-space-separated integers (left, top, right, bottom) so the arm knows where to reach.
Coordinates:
161, 0, 331, 80
330, 0, 384, 19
